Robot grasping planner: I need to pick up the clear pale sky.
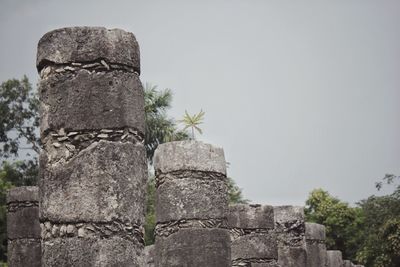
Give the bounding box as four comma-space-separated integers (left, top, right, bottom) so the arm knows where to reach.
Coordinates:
1, 0, 399, 205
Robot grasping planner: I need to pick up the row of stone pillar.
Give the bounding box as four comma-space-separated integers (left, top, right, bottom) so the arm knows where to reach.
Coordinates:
7, 185, 365, 267
6, 26, 364, 267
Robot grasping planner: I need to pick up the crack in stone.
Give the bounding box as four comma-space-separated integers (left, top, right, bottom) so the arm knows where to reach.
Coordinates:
275, 221, 305, 247
7, 201, 38, 212
230, 227, 274, 240
232, 258, 279, 266
155, 218, 228, 237
42, 127, 144, 164
306, 239, 325, 245
39, 59, 139, 79
155, 170, 226, 188
41, 220, 144, 244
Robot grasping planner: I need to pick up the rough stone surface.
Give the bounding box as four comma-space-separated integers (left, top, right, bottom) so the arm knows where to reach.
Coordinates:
305, 222, 326, 241
154, 141, 226, 175
306, 242, 327, 267
327, 250, 344, 267
8, 239, 41, 267
228, 204, 274, 229
37, 27, 140, 73
42, 236, 143, 267
231, 232, 278, 260
40, 141, 146, 223
7, 186, 38, 203
156, 178, 228, 223
7, 205, 40, 240
274, 206, 306, 267
141, 245, 155, 267
344, 260, 353, 267
39, 70, 144, 136
155, 228, 231, 267
305, 222, 327, 267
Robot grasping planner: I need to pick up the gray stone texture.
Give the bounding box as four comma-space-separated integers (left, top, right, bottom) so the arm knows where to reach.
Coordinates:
228, 204, 274, 229
7, 186, 40, 267
39, 70, 144, 136
327, 250, 344, 267
156, 178, 228, 223
41, 236, 143, 267
40, 141, 146, 224
228, 204, 277, 265
305, 222, 327, 267
7, 186, 38, 203
8, 239, 41, 267
37, 27, 140, 73
38, 27, 146, 267
344, 260, 353, 267
141, 245, 155, 267
154, 141, 230, 267
274, 205, 307, 267
231, 232, 277, 260
155, 228, 231, 267
154, 140, 227, 175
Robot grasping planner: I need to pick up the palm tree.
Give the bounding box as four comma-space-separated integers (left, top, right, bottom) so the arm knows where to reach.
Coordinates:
144, 83, 188, 162
179, 110, 205, 140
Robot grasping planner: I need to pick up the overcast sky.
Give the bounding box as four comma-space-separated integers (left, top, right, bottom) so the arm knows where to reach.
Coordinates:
1, 0, 399, 205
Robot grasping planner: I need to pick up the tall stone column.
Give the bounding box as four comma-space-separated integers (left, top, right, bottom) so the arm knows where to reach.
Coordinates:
228, 204, 278, 266
153, 141, 231, 266
274, 206, 307, 267
326, 250, 344, 267
7, 186, 41, 267
305, 222, 327, 267
37, 27, 147, 266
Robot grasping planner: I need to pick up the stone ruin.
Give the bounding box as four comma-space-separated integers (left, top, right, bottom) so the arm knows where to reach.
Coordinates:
5, 27, 365, 267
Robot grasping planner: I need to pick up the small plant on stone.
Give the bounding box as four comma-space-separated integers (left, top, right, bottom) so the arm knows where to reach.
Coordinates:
179, 110, 205, 140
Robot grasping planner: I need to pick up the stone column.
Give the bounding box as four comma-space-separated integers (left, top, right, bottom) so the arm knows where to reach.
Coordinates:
37, 27, 146, 266
7, 186, 41, 267
274, 206, 307, 267
305, 222, 327, 267
153, 140, 231, 266
228, 204, 278, 266
141, 245, 155, 267
326, 250, 344, 267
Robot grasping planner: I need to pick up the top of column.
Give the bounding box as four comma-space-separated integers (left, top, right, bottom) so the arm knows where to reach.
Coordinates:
228, 204, 274, 229
36, 27, 140, 74
305, 222, 326, 241
7, 186, 39, 203
153, 140, 227, 175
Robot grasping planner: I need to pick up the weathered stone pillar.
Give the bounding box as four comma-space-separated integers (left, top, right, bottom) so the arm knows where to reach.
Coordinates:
228, 204, 278, 266
326, 250, 344, 267
153, 141, 231, 266
305, 222, 327, 267
37, 27, 146, 266
274, 206, 307, 267
7, 186, 41, 267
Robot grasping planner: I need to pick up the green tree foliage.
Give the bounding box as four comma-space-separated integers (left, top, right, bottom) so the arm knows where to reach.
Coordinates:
304, 189, 364, 262
144, 83, 188, 162
356, 175, 400, 267
0, 76, 40, 159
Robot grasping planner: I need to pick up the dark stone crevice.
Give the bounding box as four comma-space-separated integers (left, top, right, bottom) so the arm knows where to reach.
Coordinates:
155, 170, 226, 188
155, 218, 228, 237
39, 59, 140, 77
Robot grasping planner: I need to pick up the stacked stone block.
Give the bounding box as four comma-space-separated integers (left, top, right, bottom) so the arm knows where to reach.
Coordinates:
274, 206, 307, 267
7, 186, 41, 267
228, 204, 278, 266
327, 250, 344, 267
153, 140, 231, 266
305, 222, 327, 267
141, 245, 155, 267
37, 27, 147, 266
